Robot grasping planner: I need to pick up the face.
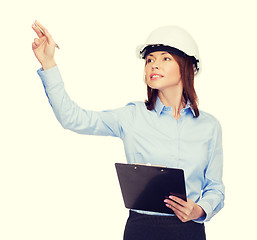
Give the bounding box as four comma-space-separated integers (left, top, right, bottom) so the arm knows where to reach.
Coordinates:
144, 51, 181, 92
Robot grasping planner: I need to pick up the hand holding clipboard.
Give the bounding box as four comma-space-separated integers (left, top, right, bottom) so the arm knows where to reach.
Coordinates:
115, 163, 187, 214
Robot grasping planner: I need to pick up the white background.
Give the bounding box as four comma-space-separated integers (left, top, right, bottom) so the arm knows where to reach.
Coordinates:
1, 0, 257, 239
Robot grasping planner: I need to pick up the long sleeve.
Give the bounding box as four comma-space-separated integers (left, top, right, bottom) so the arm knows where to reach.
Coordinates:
37, 66, 225, 221
196, 120, 225, 223
37, 66, 132, 138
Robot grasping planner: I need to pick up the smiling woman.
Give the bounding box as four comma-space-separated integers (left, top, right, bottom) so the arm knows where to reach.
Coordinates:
144, 51, 199, 119
32, 22, 224, 240
145, 52, 181, 90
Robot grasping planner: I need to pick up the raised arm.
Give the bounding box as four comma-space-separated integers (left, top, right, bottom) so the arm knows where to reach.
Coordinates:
32, 21, 133, 138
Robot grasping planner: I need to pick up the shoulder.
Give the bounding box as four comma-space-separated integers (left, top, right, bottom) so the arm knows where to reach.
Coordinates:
198, 110, 219, 122
109, 101, 146, 121
122, 101, 148, 116
103, 101, 146, 116
125, 101, 146, 109
197, 109, 222, 130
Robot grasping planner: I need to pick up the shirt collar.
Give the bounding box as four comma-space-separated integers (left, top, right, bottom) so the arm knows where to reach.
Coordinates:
154, 97, 165, 115
154, 96, 196, 117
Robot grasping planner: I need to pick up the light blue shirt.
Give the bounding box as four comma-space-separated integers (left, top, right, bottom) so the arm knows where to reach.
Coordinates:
37, 66, 225, 223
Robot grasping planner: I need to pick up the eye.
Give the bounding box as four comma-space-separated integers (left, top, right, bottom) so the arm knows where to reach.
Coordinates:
164, 57, 171, 61
146, 58, 154, 64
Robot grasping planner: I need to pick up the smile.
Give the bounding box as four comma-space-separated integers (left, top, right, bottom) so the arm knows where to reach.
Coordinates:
150, 73, 164, 80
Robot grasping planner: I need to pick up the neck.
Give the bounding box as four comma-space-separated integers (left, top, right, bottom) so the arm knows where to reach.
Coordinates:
158, 84, 184, 120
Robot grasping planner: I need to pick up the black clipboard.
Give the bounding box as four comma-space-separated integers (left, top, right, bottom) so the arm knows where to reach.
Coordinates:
115, 163, 187, 214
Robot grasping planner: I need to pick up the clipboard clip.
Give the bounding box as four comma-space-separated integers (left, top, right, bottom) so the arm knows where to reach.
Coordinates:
133, 163, 167, 170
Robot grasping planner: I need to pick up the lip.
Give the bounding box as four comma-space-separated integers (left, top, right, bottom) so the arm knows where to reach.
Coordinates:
150, 73, 164, 80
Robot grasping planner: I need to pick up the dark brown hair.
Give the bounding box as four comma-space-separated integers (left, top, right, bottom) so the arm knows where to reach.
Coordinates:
145, 54, 199, 118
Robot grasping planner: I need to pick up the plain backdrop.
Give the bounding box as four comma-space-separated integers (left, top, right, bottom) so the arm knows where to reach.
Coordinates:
1, 0, 257, 239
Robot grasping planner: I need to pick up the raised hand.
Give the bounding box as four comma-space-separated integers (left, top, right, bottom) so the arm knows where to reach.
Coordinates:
32, 21, 57, 70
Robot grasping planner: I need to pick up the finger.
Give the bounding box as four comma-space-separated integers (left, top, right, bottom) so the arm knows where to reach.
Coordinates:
169, 197, 195, 214
169, 196, 186, 206
33, 37, 47, 49
32, 23, 44, 38
166, 204, 186, 222
165, 199, 186, 214
34, 21, 55, 45
34, 20, 47, 35
165, 198, 192, 216
32, 42, 37, 50
34, 38, 40, 46
174, 211, 187, 222
168, 205, 190, 222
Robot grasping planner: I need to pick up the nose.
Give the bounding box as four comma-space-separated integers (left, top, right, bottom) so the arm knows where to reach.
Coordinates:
152, 64, 159, 70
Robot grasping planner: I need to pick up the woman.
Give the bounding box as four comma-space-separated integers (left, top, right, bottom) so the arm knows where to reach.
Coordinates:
32, 21, 224, 240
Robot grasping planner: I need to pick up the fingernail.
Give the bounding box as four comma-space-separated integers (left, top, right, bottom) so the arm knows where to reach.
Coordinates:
169, 196, 173, 199
164, 199, 168, 203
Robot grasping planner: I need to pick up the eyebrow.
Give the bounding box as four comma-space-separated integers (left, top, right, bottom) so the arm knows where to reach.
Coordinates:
148, 52, 171, 57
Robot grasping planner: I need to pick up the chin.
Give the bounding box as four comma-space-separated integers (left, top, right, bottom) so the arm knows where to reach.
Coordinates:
147, 80, 161, 89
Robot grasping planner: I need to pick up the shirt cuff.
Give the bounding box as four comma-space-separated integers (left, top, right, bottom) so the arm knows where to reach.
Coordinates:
193, 200, 212, 223
37, 65, 63, 89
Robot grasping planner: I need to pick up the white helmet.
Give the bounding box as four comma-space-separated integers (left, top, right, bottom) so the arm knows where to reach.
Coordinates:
136, 25, 201, 75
